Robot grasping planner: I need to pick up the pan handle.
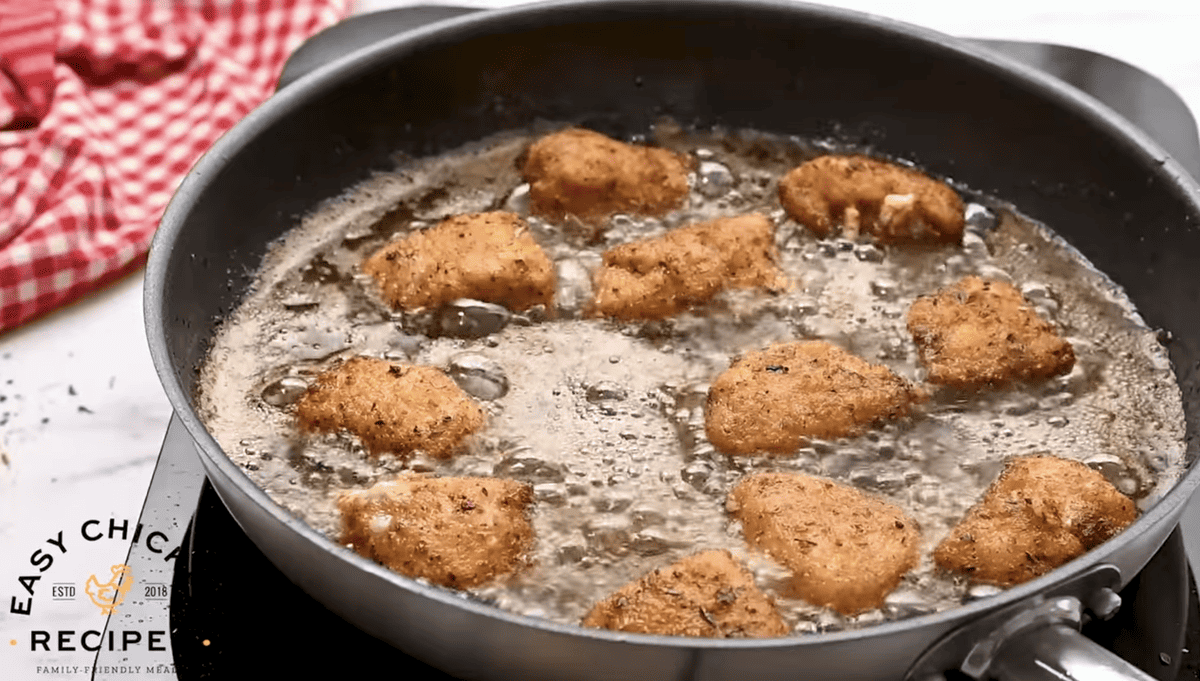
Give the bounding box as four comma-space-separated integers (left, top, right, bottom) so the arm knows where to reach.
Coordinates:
906, 564, 1161, 681
986, 620, 1157, 681
958, 594, 1157, 681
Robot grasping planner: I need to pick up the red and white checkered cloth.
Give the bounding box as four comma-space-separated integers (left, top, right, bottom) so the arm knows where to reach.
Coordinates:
0, 0, 352, 332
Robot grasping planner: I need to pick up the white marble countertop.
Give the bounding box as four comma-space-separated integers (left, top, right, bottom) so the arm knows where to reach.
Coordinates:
1, 1, 1198, 678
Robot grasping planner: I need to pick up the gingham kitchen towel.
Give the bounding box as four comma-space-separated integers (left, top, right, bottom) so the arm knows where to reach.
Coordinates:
0, 0, 352, 332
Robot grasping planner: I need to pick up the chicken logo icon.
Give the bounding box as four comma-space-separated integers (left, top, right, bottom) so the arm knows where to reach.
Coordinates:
84, 564, 134, 615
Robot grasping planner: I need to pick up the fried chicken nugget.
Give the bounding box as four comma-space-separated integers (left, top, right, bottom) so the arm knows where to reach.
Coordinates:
522, 128, 690, 222
730, 472, 920, 614
907, 276, 1075, 388
362, 211, 555, 311
581, 549, 788, 638
591, 213, 788, 320
339, 474, 534, 589
778, 154, 965, 243
705, 341, 923, 455
296, 356, 484, 458
934, 455, 1136, 586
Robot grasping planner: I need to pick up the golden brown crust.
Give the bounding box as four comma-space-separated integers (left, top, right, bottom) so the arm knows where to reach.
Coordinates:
778, 154, 964, 243
705, 341, 922, 455
361, 211, 556, 312
933, 455, 1137, 586
730, 472, 920, 615
590, 213, 788, 320
338, 474, 535, 589
906, 276, 1075, 388
581, 549, 788, 638
296, 356, 484, 458
522, 128, 690, 222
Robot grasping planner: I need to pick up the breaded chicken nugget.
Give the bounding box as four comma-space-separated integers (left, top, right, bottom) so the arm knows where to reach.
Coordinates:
581, 549, 788, 638
907, 276, 1075, 388
934, 455, 1136, 586
591, 213, 788, 320
522, 128, 690, 222
730, 472, 920, 614
296, 356, 484, 458
778, 154, 964, 243
705, 341, 922, 455
362, 211, 555, 312
338, 474, 534, 589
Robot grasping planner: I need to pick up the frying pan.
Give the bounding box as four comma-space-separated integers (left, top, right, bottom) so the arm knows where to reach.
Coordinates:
144, 1, 1200, 679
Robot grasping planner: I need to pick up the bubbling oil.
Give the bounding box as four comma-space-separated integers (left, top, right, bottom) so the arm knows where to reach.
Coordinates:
196, 122, 1186, 634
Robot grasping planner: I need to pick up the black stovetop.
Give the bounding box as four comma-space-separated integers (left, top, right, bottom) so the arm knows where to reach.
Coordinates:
97, 6, 1200, 680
